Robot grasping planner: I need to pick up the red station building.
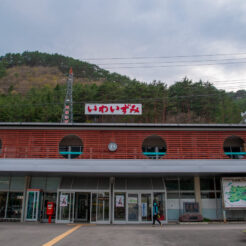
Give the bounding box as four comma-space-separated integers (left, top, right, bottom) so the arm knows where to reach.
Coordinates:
0, 122, 246, 223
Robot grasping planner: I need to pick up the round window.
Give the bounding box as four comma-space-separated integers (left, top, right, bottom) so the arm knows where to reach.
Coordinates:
59, 135, 83, 159
223, 136, 245, 159
142, 135, 167, 159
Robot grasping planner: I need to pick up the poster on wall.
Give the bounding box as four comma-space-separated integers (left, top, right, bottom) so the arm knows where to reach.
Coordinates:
222, 178, 246, 209
116, 195, 124, 207
60, 195, 68, 207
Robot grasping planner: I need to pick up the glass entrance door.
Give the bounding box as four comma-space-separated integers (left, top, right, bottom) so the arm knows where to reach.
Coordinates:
75, 193, 89, 222
25, 190, 40, 221
91, 192, 110, 223
128, 193, 139, 222
141, 193, 152, 222
154, 192, 166, 222
56, 191, 74, 223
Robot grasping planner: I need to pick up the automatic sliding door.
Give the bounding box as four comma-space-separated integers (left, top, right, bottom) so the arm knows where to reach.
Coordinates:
75, 193, 89, 222
91, 192, 110, 223
154, 192, 166, 222
114, 192, 126, 221
141, 193, 152, 222
25, 190, 40, 221
57, 192, 74, 223
128, 193, 139, 222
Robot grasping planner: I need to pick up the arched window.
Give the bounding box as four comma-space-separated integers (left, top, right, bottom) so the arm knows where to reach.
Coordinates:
142, 135, 167, 159
223, 136, 245, 159
59, 135, 83, 159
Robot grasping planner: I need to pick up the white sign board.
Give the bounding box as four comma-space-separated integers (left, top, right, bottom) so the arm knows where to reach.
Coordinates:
60, 195, 68, 207
222, 178, 246, 209
85, 104, 142, 115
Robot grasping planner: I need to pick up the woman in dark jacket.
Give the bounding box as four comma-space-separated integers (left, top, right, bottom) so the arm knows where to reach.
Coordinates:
152, 200, 162, 226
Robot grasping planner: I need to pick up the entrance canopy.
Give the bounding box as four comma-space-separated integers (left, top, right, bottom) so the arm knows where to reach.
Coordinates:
0, 159, 245, 175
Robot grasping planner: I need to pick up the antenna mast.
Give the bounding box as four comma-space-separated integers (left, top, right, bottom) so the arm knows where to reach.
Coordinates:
61, 68, 73, 123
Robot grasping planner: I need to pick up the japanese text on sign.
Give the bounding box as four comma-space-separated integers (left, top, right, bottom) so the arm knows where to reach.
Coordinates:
85, 104, 142, 115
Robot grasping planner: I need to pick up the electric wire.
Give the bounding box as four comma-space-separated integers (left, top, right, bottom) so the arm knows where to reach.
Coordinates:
82, 52, 246, 61
101, 60, 246, 69
95, 57, 246, 66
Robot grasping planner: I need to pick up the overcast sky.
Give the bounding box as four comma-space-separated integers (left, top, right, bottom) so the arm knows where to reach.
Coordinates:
1, 0, 246, 91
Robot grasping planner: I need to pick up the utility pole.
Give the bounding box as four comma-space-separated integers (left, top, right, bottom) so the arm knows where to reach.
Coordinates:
61, 68, 73, 123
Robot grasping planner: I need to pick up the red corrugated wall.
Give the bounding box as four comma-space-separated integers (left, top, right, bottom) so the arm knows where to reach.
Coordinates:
0, 129, 245, 159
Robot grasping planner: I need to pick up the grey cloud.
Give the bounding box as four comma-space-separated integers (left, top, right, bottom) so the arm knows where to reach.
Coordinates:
0, 0, 246, 90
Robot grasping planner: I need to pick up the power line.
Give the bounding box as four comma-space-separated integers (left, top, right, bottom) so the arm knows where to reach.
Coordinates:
102, 61, 246, 69
82, 52, 246, 61
95, 57, 246, 66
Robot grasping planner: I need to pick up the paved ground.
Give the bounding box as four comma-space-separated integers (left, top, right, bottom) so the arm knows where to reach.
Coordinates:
0, 223, 246, 246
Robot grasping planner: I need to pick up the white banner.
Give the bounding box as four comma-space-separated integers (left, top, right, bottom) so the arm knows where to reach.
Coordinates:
85, 104, 142, 115
222, 178, 246, 209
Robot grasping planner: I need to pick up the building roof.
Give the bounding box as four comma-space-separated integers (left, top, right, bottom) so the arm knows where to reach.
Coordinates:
0, 159, 245, 176
0, 122, 246, 130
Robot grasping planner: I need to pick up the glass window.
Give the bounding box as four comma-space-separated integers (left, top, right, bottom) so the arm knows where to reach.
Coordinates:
59, 135, 83, 159
6, 192, 23, 219
0, 192, 7, 218
114, 178, 126, 190
165, 179, 179, 191
152, 178, 165, 190
46, 177, 61, 192
142, 135, 167, 159
216, 192, 221, 198
215, 177, 221, 191
98, 178, 110, 190
31, 177, 46, 190
180, 177, 194, 190
127, 178, 152, 190
0, 177, 9, 191
223, 136, 245, 159
0, 139, 2, 153
200, 177, 214, 191
167, 192, 179, 199
201, 192, 216, 199
180, 192, 195, 199
10, 177, 25, 191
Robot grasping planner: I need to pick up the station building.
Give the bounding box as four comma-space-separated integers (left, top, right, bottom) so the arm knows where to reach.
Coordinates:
0, 122, 245, 224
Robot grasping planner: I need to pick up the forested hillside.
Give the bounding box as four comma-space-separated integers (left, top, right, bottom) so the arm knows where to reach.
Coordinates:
0, 51, 245, 123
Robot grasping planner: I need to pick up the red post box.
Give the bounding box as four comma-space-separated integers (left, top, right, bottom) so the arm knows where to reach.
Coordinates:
46, 202, 54, 223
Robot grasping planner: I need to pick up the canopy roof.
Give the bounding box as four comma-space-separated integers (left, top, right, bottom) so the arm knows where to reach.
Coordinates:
0, 159, 245, 176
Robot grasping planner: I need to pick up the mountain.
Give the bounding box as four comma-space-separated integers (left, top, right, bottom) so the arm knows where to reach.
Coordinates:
0, 51, 245, 124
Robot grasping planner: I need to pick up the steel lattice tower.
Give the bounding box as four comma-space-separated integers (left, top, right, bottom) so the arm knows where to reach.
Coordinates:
61, 68, 73, 123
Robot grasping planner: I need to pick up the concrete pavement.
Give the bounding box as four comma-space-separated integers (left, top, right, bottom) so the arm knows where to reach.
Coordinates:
0, 223, 245, 246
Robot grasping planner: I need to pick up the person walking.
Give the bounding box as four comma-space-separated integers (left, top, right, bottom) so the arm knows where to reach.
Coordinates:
152, 200, 162, 226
